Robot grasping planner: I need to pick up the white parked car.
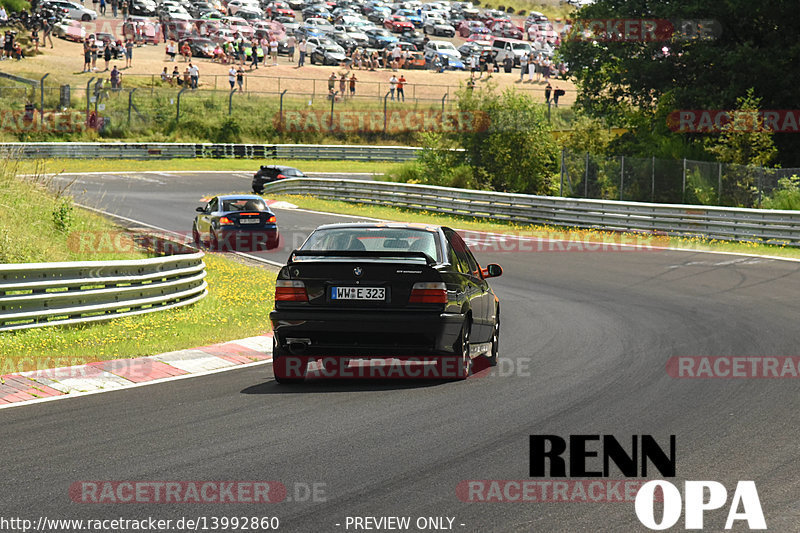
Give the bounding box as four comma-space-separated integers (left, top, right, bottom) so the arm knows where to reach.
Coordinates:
47, 0, 97, 21
226, 0, 261, 16
423, 17, 455, 37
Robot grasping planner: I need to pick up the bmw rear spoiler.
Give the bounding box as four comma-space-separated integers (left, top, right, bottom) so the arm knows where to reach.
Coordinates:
289, 250, 436, 266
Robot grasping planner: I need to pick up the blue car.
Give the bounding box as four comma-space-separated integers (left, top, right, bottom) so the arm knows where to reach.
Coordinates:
395, 9, 422, 28
366, 28, 399, 48
428, 52, 466, 71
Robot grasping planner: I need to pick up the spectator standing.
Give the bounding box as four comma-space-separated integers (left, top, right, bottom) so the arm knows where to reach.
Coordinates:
121, 0, 128, 18
103, 39, 112, 70
189, 63, 199, 89
389, 74, 397, 100
298, 39, 306, 67
99, 0, 106, 16
42, 19, 54, 49
328, 72, 336, 93
236, 66, 244, 92
519, 52, 528, 81
259, 35, 268, 65
396, 74, 405, 102
528, 52, 536, 82
110, 65, 120, 89
30, 27, 39, 53
286, 34, 296, 62
0, 7, 7, 25
269, 35, 278, 65
111, 0, 118, 17
544, 82, 551, 104
553, 86, 564, 107
82, 39, 91, 71
90, 36, 98, 71
339, 72, 346, 98
349, 73, 356, 97
228, 65, 236, 89
250, 39, 259, 69
125, 38, 133, 68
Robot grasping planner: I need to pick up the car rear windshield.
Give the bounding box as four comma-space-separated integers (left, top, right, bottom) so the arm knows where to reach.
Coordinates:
222, 199, 267, 211
301, 228, 440, 261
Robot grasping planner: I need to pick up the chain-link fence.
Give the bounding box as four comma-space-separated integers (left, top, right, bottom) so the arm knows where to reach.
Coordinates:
560, 150, 800, 208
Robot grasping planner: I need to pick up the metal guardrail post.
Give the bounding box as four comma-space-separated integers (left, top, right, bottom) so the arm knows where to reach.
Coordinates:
441, 93, 447, 116
682, 158, 687, 203
279, 89, 288, 131
85, 77, 95, 121
585, 152, 590, 198
651, 156, 656, 202
39, 73, 49, 119
384, 90, 391, 135
329, 91, 337, 133
176, 87, 188, 122
128, 88, 137, 125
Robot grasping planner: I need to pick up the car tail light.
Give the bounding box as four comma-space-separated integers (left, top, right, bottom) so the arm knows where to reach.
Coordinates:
409, 282, 447, 304
219, 216, 234, 226
267, 215, 276, 223
276, 280, 308, 302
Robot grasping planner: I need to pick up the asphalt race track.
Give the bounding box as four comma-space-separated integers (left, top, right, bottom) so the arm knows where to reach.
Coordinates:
3, 171, 800, 532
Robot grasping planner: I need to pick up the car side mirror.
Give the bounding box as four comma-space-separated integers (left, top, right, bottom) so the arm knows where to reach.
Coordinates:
483, 263, 503, 278
196, 206, 205, 212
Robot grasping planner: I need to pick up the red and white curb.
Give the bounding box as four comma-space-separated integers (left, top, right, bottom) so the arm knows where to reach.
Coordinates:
0, 334, 273, 409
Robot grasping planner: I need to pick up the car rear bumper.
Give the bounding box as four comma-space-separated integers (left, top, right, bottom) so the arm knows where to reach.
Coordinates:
216, 226, 279, 250
270, 308, 465, 356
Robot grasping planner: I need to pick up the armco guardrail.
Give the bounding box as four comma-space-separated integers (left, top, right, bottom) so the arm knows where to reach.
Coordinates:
0, 143, 422, 162
0, 252, 208, 332
263, 178, 800, 246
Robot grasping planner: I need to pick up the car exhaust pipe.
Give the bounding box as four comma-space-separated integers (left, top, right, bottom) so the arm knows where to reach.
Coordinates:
287, 338, 311, 354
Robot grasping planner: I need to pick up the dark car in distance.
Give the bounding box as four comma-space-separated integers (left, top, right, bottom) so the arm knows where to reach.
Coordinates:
252, 165, 307, 193
192, 195, 280, 251
269, 223, 503, 383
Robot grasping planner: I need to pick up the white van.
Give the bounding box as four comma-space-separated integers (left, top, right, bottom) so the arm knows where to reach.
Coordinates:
491, 37, 532, 66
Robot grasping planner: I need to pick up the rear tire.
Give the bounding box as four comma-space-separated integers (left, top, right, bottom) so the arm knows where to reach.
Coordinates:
210, 230, 219, 251
438, 321, 471, 380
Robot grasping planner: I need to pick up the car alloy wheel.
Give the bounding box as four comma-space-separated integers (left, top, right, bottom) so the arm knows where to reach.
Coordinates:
82, 14, 91, 21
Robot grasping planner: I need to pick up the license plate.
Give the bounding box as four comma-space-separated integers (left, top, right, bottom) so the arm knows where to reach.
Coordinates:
239, 218, 260, 224
331, 286, 385, 300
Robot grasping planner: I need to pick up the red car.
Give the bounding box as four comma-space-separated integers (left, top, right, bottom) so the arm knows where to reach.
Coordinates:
384, 14, 414, 33
457, 20, 485, 37
483, 17, 511, 30
265, 1, 294, 18
466, 32, 494, 43
491, 21, 523, 39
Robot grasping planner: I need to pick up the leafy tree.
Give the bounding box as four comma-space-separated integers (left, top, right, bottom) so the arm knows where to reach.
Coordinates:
560, 0, 800, 166
705, 89, 777, 167
455, 85, 559, 194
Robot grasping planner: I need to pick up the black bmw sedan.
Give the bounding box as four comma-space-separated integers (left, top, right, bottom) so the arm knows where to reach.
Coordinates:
269, 223, 502, 383
192, 195, 280, 251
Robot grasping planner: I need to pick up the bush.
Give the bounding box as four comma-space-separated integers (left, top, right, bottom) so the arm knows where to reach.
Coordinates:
763, 175, 800, 210
498, 5, 505, 10
1, 0, 30, 13
518, 10, 526, 16
506, 7, 515, 13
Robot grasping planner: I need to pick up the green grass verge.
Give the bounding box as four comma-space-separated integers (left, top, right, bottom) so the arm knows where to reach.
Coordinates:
0, 159, 150, 263
15, 158, 403, 175
0, 253, 276, 372
272, 193, 800, 260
